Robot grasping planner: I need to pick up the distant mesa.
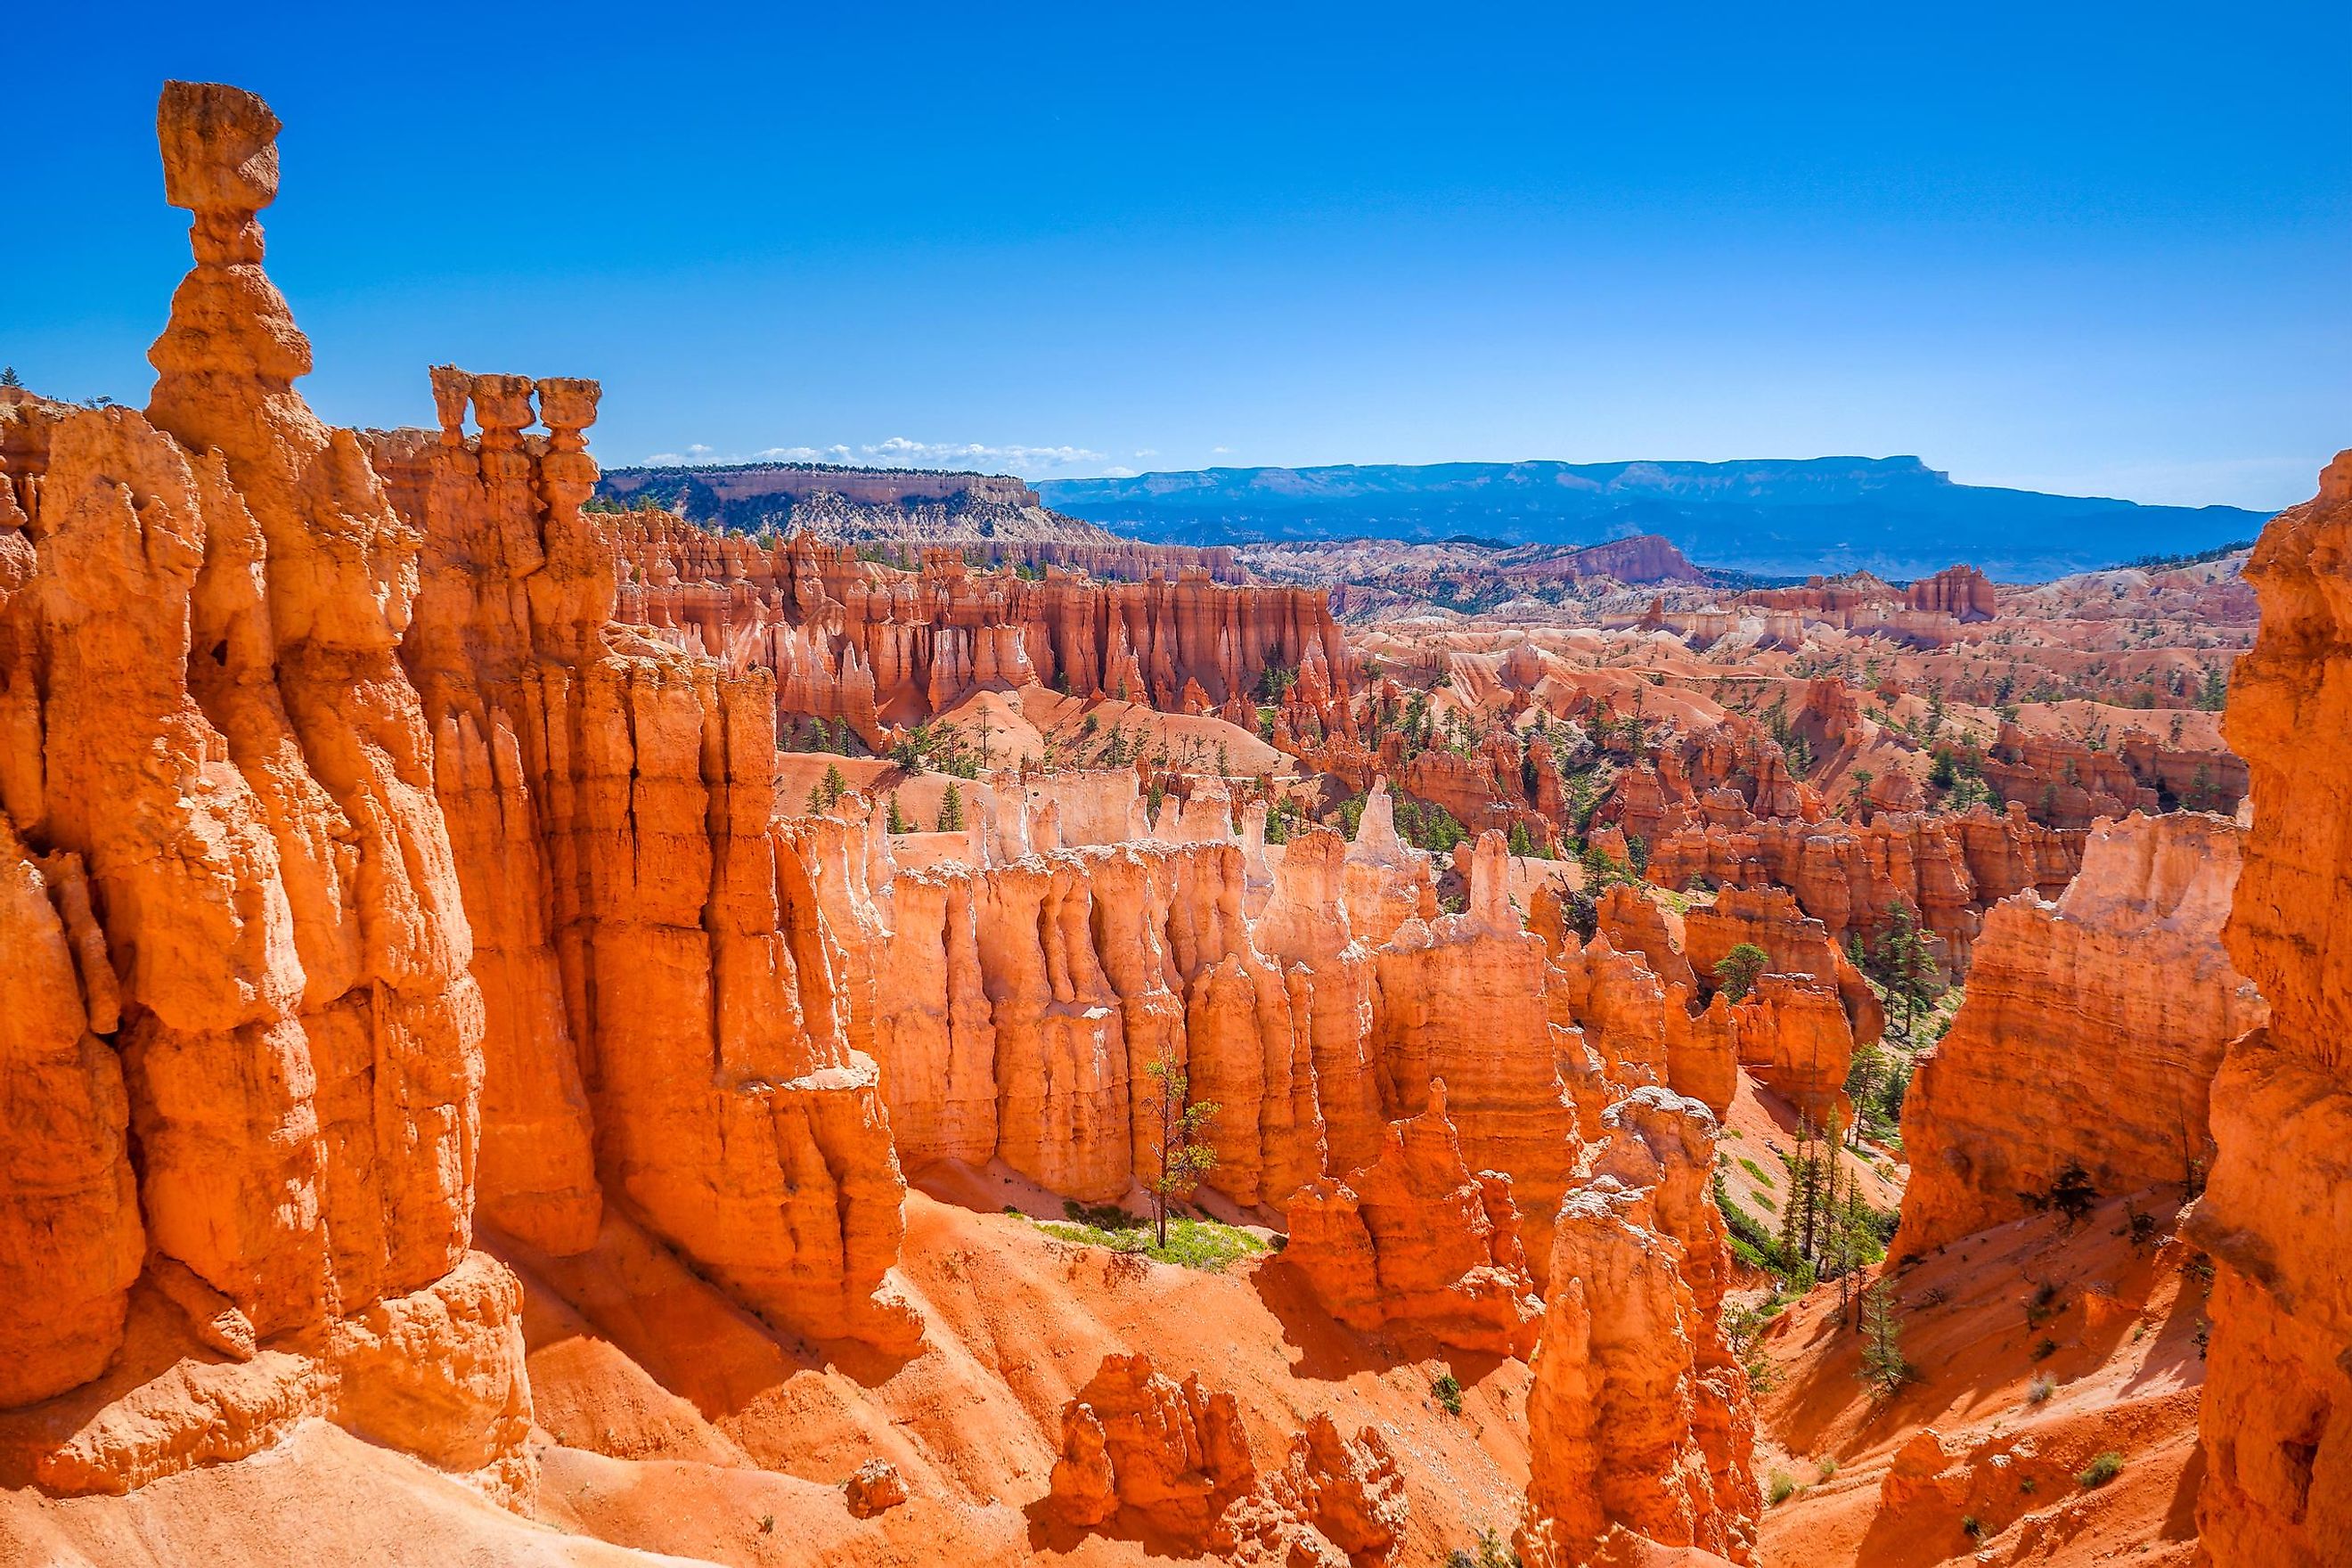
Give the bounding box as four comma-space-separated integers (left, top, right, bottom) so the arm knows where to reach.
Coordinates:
594, 458, 1245, 580
601, 459, 1044, 510
1037, 456, 2275, 580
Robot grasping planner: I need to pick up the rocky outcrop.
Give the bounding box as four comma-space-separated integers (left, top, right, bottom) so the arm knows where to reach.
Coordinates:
1905, 563, 1997, 620
1043, 1352, 1407, 1564
0, 81, 527, 1506
1894, 811, 2264, 1261
1727, 973, 1854, 1125
1979, 722, 2160, 829
1369, 833, 1588, 1265
1646, 768, 2094, 981
1284, 1082, 1542, 1355
2190, 451, 2352, 1568
1045, 1352, 1258, 1539
1682, 886, 1883, 1045
1520, 1088, 1757, 1566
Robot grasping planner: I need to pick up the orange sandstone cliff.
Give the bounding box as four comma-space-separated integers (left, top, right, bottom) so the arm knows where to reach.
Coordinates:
1894, 811, 2264, 1262
2189, 451, 2352, 1567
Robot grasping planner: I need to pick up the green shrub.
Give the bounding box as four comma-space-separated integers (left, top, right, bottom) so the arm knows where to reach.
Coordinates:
1768, 1470, 1797, 1507
1432, 1371, 1465, 1416
2078, 1451, 2125, 1489
1442, 1529, 1518, 1568
2027, 1374, 2056, 1404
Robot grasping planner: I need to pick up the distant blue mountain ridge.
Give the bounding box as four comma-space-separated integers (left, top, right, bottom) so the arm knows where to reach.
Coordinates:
1036, 456, 2272, 581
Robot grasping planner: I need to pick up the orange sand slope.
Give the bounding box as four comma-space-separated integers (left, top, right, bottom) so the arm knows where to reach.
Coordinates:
4, 1182, 1533, 1567
1756, 1192, 2207, 1568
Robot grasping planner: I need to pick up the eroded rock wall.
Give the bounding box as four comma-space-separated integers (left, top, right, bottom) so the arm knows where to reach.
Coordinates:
2191, 452, 2352, 1567
1894, 811, 2264, 1262
1519, 1088, 1759, 1566
609, 520, 1354, 746
377, 372, 920, 1355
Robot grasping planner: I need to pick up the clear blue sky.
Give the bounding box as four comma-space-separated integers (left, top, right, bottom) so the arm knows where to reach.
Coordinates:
9, 2, 2347, 508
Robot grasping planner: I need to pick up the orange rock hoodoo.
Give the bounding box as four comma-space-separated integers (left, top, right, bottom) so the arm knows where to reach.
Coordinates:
367, 368, 922, 1355
2188, 450, 2352, 1568
0, 81, 527, 1505
1284, 1082, 1544, 1356
1893, 810, 2265, 1262
1519, 1088, 1759, 1567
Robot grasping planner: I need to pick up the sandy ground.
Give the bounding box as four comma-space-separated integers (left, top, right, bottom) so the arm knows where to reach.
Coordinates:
1754, 1189, 2208, 1568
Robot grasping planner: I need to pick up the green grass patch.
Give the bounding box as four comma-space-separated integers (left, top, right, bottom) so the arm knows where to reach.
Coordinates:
1033, 1205, 1270, 1273
1739, 1157, 1776, 1188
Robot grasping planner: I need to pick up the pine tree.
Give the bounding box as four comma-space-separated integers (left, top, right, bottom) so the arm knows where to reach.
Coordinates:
935, 782, 966, 833
1713, 942, 1770, 1003
1866, 903, 1940, 1040
1141, 1041, 1221, 1248
0, 366, 20, 388
1858, 1278, 1909, 1396
886, 792, 911, 834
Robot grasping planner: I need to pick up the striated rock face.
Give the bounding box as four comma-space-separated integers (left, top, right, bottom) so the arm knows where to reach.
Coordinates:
1905, 562, 1997, 619
1894, 811, 2264, 1261
375, 371, 920, 1355
1652, 801, 2083, 978
0, 81, 527, 1506
2191, 451, 2352, 1568
1369, 832, 1588, 1266
1285, 1082, 1542, 1355
608, 519, 1354, 747
800, 821, 1323, 1207
1520, 1088, 1757, 1566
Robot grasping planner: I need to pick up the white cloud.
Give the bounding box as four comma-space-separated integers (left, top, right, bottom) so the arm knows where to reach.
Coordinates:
1131, 448, 1158, 459
754, 444, 859, 463
857, 437, 1107, 475
638, 437, 1122, 478
1210, 445, 1230, 454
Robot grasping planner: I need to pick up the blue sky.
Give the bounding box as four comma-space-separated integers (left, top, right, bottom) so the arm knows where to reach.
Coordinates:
8, 2, 2347, 508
